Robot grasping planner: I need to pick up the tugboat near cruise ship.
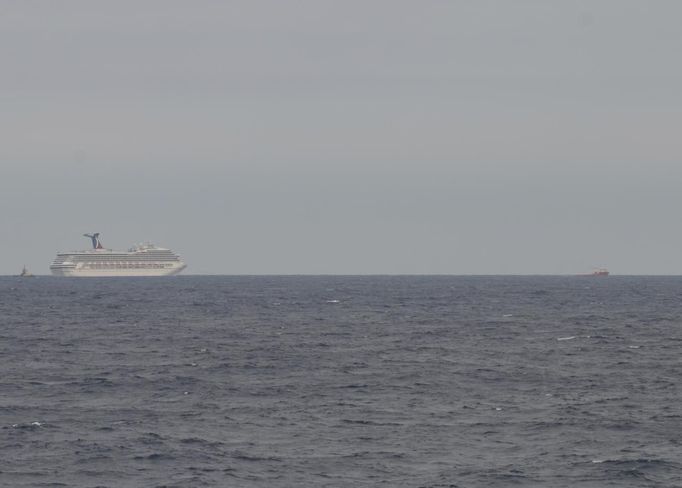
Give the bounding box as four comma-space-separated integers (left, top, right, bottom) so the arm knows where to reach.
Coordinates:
18, 265, 34, 277
50, 233, 186, 277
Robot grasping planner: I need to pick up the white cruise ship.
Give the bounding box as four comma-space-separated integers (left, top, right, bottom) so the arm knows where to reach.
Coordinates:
50, 233, 186, 277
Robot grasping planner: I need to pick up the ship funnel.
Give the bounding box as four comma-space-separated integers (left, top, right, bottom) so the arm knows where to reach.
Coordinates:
83, 233, 103, 249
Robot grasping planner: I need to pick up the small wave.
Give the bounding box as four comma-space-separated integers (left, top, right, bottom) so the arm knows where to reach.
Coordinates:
11, 421, 44, 430
590, 457, 678, 471
341, 419, 403, 426
231, 452, 282, 462
180, 437, 225, 448
557, 336, 576, 341
133, 452, 175, 461
342, 450, 406, 459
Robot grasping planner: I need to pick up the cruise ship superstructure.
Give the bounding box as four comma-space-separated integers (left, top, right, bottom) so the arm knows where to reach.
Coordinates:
50, 233, 186, 277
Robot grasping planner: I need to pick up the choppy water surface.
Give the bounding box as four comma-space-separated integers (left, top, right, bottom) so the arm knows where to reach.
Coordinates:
1, 276, 681, 487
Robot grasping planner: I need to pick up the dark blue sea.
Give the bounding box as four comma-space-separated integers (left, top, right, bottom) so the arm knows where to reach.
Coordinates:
1, 276, 681, 487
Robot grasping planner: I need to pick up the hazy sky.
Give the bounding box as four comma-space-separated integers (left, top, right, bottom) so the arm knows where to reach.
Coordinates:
2, 0, 682, 274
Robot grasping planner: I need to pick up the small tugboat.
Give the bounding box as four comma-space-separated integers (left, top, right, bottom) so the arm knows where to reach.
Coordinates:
19, 265, 34, 277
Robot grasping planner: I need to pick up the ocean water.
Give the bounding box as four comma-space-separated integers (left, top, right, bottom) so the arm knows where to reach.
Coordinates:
1, 275, 681, 487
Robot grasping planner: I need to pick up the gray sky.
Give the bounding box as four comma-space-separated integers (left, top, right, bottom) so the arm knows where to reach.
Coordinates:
2, 0, 682, 274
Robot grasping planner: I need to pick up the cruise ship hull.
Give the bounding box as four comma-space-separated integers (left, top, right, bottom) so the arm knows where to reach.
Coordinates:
50, 264, 186, 277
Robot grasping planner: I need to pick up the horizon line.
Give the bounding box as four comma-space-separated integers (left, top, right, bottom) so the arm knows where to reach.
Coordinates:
4, 273, 682, 278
